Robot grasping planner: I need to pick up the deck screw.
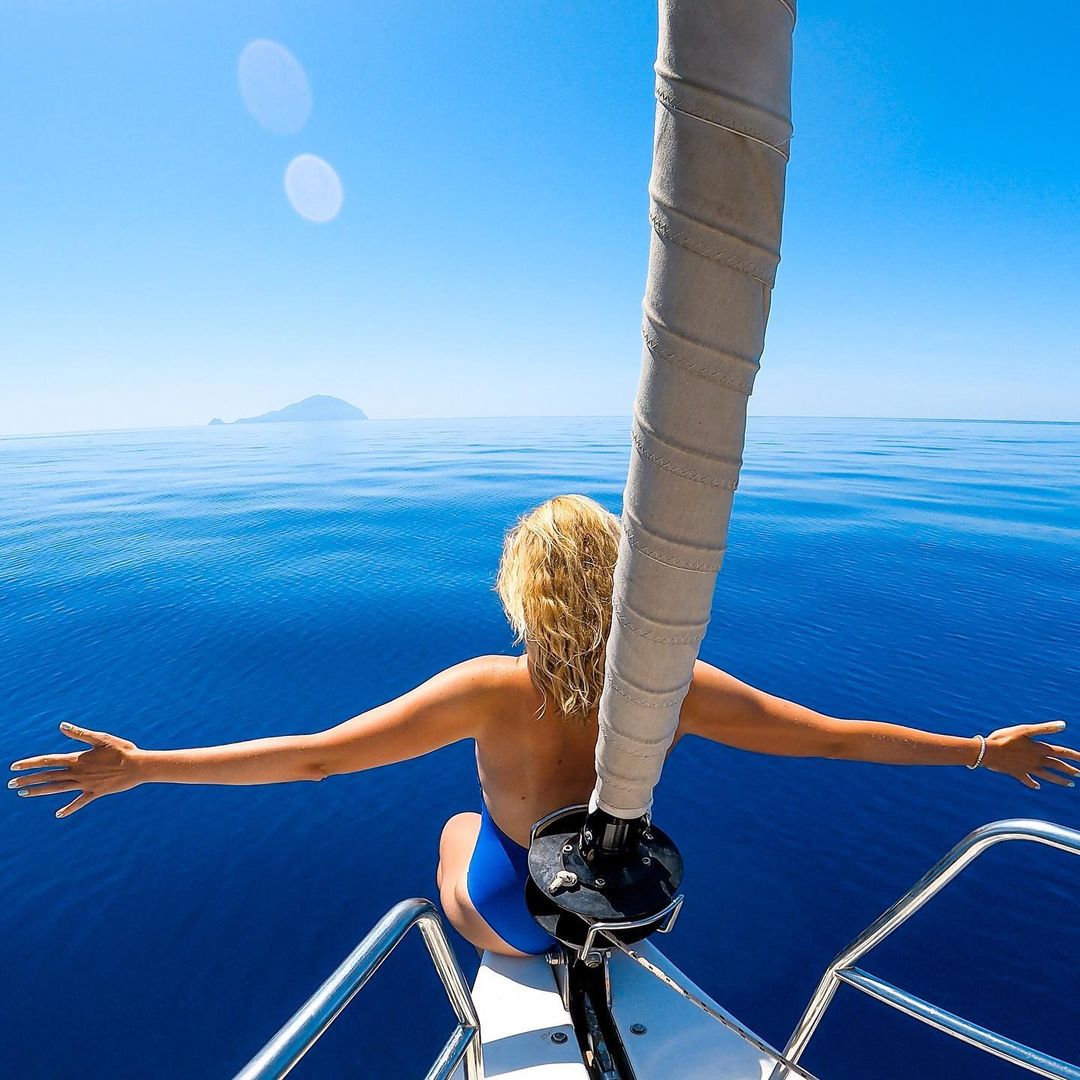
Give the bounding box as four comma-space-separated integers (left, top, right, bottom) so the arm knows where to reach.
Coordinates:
595, 877, 606, 887
641, 856, 652, 866
630, 1023, 647, 1036
550, 1031, 568, 1045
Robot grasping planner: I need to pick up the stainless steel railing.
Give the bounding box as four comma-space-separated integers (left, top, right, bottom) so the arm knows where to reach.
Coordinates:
776, 818, 1080, 1080
233, 898, 482, 1080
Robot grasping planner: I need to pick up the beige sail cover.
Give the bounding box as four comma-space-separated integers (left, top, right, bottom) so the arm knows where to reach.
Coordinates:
593, 0, 795, 818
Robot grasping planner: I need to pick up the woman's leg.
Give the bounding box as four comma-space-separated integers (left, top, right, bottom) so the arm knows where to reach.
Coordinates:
437, 812, 533, 958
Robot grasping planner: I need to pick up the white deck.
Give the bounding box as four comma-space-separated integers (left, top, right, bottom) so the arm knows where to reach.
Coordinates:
607, 941, 781, 1079
459, 952, 589, 1078
457, 942, 785, 1080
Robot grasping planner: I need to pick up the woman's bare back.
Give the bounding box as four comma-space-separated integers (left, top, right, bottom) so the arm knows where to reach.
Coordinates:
475, 655, 600, 845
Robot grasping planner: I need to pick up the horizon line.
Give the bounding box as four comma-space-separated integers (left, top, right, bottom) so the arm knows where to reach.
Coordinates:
3, 412, 1080, 440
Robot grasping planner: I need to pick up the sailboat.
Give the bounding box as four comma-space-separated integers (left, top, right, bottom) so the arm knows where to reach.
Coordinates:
232, 2, 1080, 1077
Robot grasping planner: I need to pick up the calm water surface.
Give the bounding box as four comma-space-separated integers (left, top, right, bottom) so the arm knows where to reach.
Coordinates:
1, 417, 1078, 1078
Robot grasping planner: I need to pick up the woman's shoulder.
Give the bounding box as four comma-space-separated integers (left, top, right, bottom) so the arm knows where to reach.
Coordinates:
448, 653, 526, 679
468, 652, 544, 730
442, 654, 532, 699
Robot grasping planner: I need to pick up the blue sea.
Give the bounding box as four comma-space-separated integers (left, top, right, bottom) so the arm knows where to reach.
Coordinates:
2, 416, 1078, 1079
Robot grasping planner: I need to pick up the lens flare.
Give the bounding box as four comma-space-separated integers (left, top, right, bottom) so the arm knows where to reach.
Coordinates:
284, 154, 344, 223
238, 39, 312, 135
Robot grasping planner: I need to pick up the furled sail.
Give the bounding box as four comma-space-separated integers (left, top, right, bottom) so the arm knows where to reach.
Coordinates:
593, 0, 796, 819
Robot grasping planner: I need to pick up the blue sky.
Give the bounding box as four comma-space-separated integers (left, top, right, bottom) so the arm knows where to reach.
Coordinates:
1, 1, 1077, 434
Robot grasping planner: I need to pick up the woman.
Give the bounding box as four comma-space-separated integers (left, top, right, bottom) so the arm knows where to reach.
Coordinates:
9, 495, 1078, 957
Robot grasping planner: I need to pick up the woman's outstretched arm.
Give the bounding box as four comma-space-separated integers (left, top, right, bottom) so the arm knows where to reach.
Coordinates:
679, 660, 1079, 790
9, 656, 505, 817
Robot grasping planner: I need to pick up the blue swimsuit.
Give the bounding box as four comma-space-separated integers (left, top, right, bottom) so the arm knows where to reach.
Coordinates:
466, 802, 555, 955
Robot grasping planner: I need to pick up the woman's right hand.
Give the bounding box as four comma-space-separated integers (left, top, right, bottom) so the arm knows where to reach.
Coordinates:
8, 722, 145, 818
983, 720, 1080, 789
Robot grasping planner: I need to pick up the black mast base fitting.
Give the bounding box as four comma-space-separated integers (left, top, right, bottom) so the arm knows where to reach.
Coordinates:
526, 804, 684, 962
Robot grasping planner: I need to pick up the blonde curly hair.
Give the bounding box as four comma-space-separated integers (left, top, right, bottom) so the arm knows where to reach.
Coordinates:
495, 494, 621, 721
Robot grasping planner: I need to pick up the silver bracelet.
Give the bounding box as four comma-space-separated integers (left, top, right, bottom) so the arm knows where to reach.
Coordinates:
966, 733, 987, 770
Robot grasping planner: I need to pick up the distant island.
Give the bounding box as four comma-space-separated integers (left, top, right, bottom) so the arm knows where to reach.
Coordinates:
209, 395, 368, 426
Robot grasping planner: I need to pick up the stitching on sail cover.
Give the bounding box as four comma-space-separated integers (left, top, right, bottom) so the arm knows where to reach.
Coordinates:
613, 606, 702, 646
655, 81, 791, 160
607, 679, 683, 712
649, 206, 774, 288
642, 323, 757, 392
632, 427, 740, 491
623, 523, 722, 573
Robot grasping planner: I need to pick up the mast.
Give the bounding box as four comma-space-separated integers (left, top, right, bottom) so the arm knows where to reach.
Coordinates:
587, 0, 796, 846
528, 0, 795, 956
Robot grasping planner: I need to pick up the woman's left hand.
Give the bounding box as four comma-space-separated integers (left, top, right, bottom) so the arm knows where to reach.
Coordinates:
983, 720, 1080, 789
9, 722, 144, 817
